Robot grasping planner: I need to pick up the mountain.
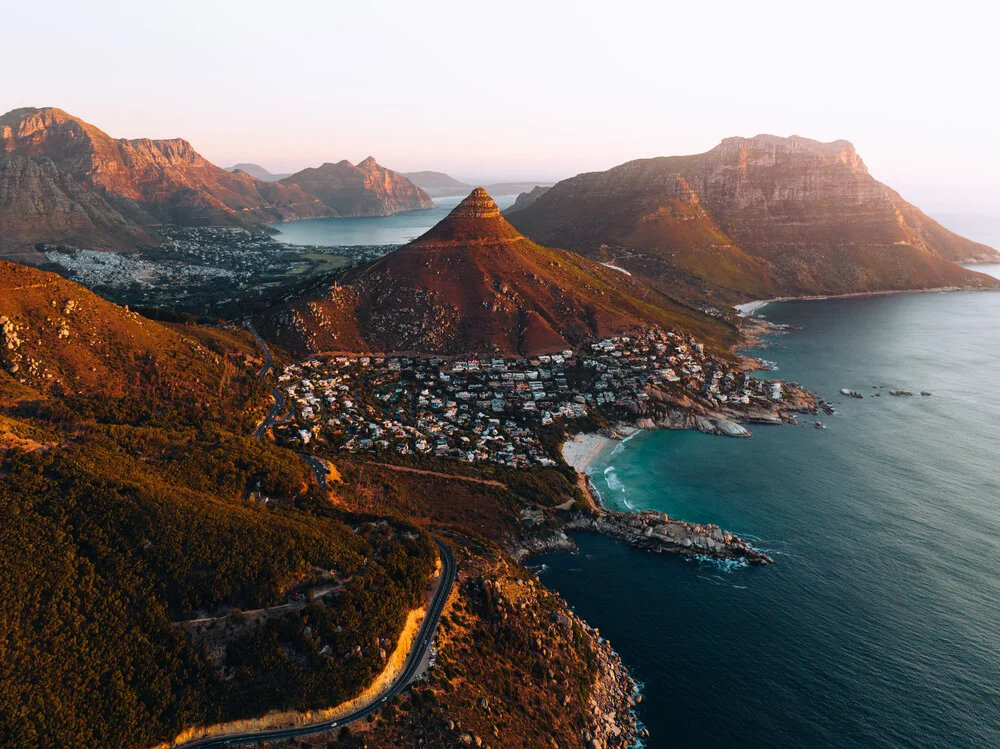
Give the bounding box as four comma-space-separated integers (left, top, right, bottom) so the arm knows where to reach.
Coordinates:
0, 107, 334, 247
505, 184, 551, 214
281, 157, 435, 216
402, 170, 471, 194
259, 188, 732, 356
224, 162, 290, 181
507, 135, 1000, 299
404, 170, 555, 198
0, 155, 155, 261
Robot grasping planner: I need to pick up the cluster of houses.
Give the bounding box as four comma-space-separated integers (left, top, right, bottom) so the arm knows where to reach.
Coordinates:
274, 329, 781, 467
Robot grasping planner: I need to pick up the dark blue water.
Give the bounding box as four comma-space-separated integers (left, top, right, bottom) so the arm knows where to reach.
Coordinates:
269, 193, 518, 246
537, 279, 1000, 748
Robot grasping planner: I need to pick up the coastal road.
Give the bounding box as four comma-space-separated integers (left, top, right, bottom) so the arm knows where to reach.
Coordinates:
176, 537, 456, 748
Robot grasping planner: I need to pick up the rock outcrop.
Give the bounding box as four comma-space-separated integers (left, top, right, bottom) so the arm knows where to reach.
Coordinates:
508, 135, 1000, 299
280, 157, 435, 216
567, 509, 773, 564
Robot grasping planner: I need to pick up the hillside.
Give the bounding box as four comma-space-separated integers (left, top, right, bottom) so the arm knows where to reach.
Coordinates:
0, 259, 440, 748
507, 135, 1000, 299
281, 157, 435, 216
0, 259, 253, 401
0, 155, 154, 259
0, 107, 335, 252
259, 188, 734, 356
224, 162, 290, 181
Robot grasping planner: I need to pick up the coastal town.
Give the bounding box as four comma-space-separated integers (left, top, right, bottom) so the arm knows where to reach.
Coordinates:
40, 227, 396, 316
272, 328, 803, 466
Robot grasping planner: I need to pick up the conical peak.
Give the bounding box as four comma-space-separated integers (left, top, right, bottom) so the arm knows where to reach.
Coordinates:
411, 187, 523, 245
452, 187, 501, 219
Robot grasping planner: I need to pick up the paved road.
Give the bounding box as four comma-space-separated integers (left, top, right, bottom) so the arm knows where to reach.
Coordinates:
220, 324, 458, 745
244, 322, 273, 380
244, 322, 285, 441
299, 453, 329, 488
177, 538, 456, 748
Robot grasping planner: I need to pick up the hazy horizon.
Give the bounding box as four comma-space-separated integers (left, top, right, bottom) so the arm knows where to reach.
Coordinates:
5, 0, 998, 219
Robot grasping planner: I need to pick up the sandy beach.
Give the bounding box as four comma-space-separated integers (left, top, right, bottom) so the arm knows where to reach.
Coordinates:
562, 433, 616, 473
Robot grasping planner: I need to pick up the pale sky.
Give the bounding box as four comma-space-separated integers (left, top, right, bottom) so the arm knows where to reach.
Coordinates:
5, 0, 998, 216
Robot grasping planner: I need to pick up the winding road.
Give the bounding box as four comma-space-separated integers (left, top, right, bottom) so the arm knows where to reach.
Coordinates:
201, 325, 456, 747
176, 538, 456, 748
245, 322, 285, 441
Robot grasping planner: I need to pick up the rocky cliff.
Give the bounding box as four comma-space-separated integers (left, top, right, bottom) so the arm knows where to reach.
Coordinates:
0, 155, 154, 257
281, 157, 435, 216
508, 135, 1000, 299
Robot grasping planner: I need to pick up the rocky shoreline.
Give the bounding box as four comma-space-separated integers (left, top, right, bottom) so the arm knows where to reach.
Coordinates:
565, 509, 772, 564
512, 509, 772, 566
569, 597, 647, 748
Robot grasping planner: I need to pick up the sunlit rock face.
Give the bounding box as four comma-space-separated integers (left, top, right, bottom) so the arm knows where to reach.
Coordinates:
508, 134, 1000, 297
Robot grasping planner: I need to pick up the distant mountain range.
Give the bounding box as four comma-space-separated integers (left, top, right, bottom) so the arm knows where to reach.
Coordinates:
506, 135, 1000, 300
0, 107, 433, 258
224, 162, 291, 181
402, 170, 554, 199
258, 188, 732, 356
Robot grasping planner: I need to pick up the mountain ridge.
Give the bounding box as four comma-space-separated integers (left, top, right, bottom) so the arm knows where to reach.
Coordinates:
0, 107, 333, 230
507, 135, 1000, 300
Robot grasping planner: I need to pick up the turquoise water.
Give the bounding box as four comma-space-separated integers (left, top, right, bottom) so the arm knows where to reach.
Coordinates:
269, 193, 518, 247
537, 277, 1000, 748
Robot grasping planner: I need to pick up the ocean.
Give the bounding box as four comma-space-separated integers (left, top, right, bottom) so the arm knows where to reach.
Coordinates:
268, 193, 519, 247
537, 271, 1000, 748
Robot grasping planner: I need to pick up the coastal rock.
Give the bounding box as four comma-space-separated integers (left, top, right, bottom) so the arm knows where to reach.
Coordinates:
563, 509, 772, 565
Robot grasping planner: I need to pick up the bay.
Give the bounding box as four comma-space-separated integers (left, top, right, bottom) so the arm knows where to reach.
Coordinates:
537, 273, 1000, 748
268, 193, 519, 247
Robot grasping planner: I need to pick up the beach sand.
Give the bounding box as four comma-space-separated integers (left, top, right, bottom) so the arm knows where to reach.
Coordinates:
562, 433, 616, 473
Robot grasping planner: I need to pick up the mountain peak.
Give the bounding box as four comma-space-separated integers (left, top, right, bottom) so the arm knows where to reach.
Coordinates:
452, 187, 501, 219
358, 155, 379, 169
416, 187, 520, 244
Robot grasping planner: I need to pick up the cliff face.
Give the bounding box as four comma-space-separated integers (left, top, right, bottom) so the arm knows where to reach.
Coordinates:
0, 107, 335, 251
508, 135, 1000, 298
281, 157, 435, 216
0, 155, 154, 255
